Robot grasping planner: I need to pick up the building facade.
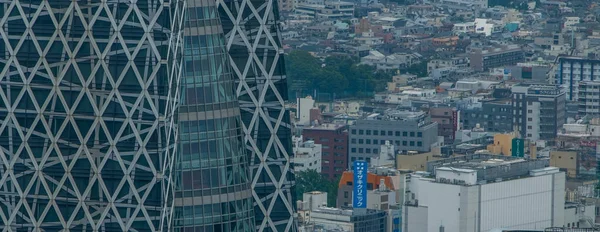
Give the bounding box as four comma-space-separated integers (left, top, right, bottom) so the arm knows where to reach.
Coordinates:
460, 98, 513, 133
429, 107, 460, 144
0, 1, 183, 231
302, 124, 348, 180
348, 111, 439, 167
404, 155, 565, 232
175, 1, 255, 231
292, 136, 322, 173
309, 208, 388, 232
513, 85, 566, 142
578, 81, 600, 116
556, 57, 600, 101
218, 0, 297, 230
468, 44, 524, 71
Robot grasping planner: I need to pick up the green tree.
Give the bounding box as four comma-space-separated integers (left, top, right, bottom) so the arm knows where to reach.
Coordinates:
295, 169, 339, 206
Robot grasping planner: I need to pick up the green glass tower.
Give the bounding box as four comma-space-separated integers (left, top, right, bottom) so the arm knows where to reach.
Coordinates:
173, 1, 255, 231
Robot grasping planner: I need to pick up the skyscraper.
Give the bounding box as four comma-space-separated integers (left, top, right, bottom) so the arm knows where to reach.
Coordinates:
0, 1, 183, 231
173, 1, 255, 231
218, 0, 297, 231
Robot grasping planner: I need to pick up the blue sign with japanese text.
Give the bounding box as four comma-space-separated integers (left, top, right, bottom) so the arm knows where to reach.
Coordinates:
353, 161, 368, 208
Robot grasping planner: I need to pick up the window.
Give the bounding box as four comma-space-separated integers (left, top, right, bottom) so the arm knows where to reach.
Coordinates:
352, 129, 356, 134
334, 153, 343, 157
373, 130, 379, 135
395, 141, 400, 146
381, 140, 385, 144
402, 131, 408, 136
351, 139, 356, 144
359, 130, 364, 135
366, 148, 371, 153
351, 148, 356, 153
527, 134, 532, 137
344, 191, 349, 198
417, 141, 422, 147
527, 126, 532, 129
359, 139, 364, 144
380, 130, 385, 136
374, 140, 379, 145
366, 139, 371, 144
388, 131, 393, 136
320, 138, 329, 142
417, 132, 422, 137
366, 157, 371, 163
358, 148, 364, 153
334, 160, 344, 164
373, 149, 379, 154
528, 118, 532, 121
402, 141, 407, 146
351, 157, 356, 162
410, 132, 415, 137
323, 152, 329, 156
395, 131, 400, 136
366, 130, 371, 135
527, 110, 532, 113
323, 146, 330, 149
410, 141, 415, 146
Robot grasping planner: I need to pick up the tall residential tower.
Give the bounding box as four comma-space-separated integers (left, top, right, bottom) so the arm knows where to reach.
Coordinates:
0, 1, 183, 231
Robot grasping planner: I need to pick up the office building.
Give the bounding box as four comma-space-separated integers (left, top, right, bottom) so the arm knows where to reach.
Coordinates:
218, 0, 297, 229
175, 1, 255, 231
404, 154, 565, 232
429, 107, 460, 144
460, 98, 513, 133
0, 1, 183, 231
295, 1, 355, 20
307, 207, 387, 232
468, 44, 524, 71
578, 81, 600, 116
292, 136, 322, 172
512, 85, 566, 142
556, 57, 600, 101
302, 124, 348, 180
349, 111, 439, 166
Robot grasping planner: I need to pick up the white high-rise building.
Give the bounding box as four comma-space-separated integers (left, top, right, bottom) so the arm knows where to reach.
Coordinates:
403, 154, 565, 232
292, 136, 323, 172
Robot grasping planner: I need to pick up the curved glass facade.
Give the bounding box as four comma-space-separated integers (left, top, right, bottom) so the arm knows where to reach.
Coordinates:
0, 0, 183, 231
173, 1, 255, 231
218, 0, 298, 230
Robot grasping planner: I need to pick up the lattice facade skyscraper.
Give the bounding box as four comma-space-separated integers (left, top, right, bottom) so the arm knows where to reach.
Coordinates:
0, 1, 183, 231
173, 0, 255, 231
218, 0, 297, 231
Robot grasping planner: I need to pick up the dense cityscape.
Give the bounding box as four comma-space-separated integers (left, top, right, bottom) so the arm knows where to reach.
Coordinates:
1, 0, 600, 232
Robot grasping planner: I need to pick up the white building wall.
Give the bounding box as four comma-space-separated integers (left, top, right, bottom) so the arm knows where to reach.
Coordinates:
426, 183, 462, 232
297, 97, 315, 125
403, 206, 428, 232
479, 173, 564, 231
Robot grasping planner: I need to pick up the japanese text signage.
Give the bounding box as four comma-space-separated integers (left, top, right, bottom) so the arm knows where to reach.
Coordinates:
353, 161, 368, 208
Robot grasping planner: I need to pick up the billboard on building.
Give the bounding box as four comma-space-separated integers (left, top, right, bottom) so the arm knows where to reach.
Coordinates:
512, 138, 524, 157
353, 161, 368, 208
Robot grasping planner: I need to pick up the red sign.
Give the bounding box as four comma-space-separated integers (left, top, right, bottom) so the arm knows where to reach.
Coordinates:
580, 140, 597, 147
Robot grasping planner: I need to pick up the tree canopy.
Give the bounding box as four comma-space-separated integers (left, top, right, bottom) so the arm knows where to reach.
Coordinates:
295, 169, 340, 207
285, 50, 393, 99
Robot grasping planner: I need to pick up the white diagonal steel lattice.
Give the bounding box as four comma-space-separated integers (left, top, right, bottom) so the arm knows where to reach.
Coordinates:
0, 0, 184, 231
217, 0, 297, 231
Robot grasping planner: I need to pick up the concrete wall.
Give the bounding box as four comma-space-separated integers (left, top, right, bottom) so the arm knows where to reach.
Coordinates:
550, 150, 578, 178
396, 152, 440, 171
487, 133, 515, 156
